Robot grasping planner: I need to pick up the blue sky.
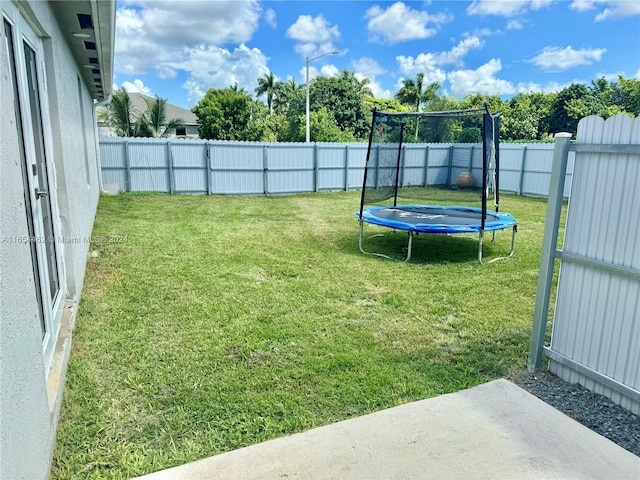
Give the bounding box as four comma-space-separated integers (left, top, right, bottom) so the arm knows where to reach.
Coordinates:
113, 0, 640, 109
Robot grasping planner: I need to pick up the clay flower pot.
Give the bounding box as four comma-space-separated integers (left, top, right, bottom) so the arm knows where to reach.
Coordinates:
456, 171, 475, 189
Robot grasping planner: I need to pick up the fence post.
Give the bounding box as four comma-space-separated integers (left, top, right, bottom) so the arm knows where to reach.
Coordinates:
204, 142, 210, 195
313, 143, 318, 192
374, 145, 380, 188
518, 146, 528, 195
447, 145, 454, 187
400, 145, 406, 187
263, 144, 269, 195
423, 145, 429, 187
528, 133, 572, 372
344, 144, 349, 191
468, 145, 474, 171
167, 140, 174, 194
124, 139, 131, 192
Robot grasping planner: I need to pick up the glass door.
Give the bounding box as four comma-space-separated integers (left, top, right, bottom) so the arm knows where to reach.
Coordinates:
3, 4, 65, 371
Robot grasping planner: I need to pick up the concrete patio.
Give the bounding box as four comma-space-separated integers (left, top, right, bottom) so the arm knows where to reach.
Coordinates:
136, 379, 639, 480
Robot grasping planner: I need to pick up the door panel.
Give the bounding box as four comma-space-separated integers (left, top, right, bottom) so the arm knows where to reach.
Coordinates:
3, 3, 65, 370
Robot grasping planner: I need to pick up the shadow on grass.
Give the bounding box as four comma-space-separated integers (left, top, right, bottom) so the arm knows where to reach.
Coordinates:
337, 227, 515, 264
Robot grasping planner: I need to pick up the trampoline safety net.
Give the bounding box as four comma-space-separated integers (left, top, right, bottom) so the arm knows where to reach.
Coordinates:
359, 105, 501, 222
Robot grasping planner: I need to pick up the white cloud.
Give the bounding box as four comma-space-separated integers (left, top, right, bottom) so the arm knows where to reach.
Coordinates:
117, 1, 260, 47
636, 69, 640, 79
507, 19, 524, 29
352, 58, 391, 98
120, 79, 153, 95
173, 44, 270, 106
366, 2, 452, 44
435, 36, 485, 66
264, 8, 277, 28
113, 1, 266, 106
353, 57, 387, 78
447, 58, 516, 96
531, 46, 606, 71
300, 64, 340, 83
570, 0, 640, 20
467, 0, 554, 17
286, 14, 340, 57
394, 34, 486, 89
320, 64, 340, 78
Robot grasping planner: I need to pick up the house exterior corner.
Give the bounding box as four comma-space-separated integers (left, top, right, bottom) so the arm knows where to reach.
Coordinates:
0, 1, 115, 478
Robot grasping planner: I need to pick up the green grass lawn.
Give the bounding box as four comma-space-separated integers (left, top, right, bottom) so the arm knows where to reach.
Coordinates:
52, 188, 554, 479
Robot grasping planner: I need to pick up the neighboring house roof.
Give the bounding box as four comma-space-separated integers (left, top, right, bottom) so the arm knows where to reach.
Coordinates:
50, 1, 115, 101
126, 92, 199, 126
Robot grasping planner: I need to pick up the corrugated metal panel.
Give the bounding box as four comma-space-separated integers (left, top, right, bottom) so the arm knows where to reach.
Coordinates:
521, 172, 551, 196
547, 114, 640, 415
451, 144, 474, 168
171, 141, 206, 168
346, 145, 368, 169
101, 170, 128, 191
130, 169, 170, 192
266, 144, 313, 170
268, 170, 314, 194
170, 141, 207, 193
403, 144, 429, 167
99, 141, 126, 168
211, 141, 263, 170
127, 139, 168, 167
316, 144, 347, 168
174, 170, 207, 193
210, 171, 263, 195
316, 170, 344, 190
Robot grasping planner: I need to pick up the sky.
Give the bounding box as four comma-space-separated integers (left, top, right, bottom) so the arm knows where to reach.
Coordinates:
113, 0, 640, 110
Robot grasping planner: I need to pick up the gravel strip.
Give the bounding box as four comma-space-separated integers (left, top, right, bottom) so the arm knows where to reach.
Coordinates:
512, 370, 640, 458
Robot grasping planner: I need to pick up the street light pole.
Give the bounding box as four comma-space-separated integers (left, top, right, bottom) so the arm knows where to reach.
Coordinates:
305, 50, 340, 143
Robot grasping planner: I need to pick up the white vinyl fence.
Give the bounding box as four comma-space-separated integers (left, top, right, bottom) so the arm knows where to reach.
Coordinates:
529, 114, 640, 414
99, 137, 574, 198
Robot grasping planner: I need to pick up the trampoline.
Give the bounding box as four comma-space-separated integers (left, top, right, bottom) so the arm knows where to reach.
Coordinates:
356, 205, 517, 262
356, 105, 517, 263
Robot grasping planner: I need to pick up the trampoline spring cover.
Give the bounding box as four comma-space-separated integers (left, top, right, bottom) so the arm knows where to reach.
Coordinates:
355, 205, 517, 234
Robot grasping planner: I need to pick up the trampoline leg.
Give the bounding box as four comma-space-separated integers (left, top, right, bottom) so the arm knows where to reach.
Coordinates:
483, 225, 517, 264
358, 221, 366, 254
358, 221, 395, 260
478, 231, 484, 264
509, 225, 517, 257
405, 233, 413, 262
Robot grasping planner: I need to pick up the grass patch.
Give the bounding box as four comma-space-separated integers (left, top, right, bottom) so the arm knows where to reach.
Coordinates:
53, 188, 556, 479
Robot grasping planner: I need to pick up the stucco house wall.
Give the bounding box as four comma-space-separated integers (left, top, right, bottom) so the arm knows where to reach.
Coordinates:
0, 1, 114, 478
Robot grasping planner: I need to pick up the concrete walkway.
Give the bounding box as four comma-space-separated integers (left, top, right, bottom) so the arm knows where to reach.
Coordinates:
136, 379, 640, 480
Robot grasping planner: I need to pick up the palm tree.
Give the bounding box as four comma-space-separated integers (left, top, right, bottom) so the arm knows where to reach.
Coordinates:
141, 95, 185, 138
255, 72, 277, 115
273, 78, 302, 113
395, 74, 440, 139
97, 88, 137, 137
98, 89, 184, 138
340, 70, 373, 98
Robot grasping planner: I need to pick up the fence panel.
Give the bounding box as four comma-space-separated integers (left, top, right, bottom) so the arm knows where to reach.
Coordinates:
529, 114, 640, 415
316, 144, 347, 191
210, 142, 263, 195
99, 138, 572, 198
266, 144, 314, 194
170, 140, 208, 194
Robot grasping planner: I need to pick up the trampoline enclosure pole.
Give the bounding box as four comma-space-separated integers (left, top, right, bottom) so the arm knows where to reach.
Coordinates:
494, 112, 500, 212
359, 108, 378, 221
481, 104, 488, 233
393, 122, 405, 207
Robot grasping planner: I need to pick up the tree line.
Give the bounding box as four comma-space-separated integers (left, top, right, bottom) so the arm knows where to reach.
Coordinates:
100, 73, 640, 143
